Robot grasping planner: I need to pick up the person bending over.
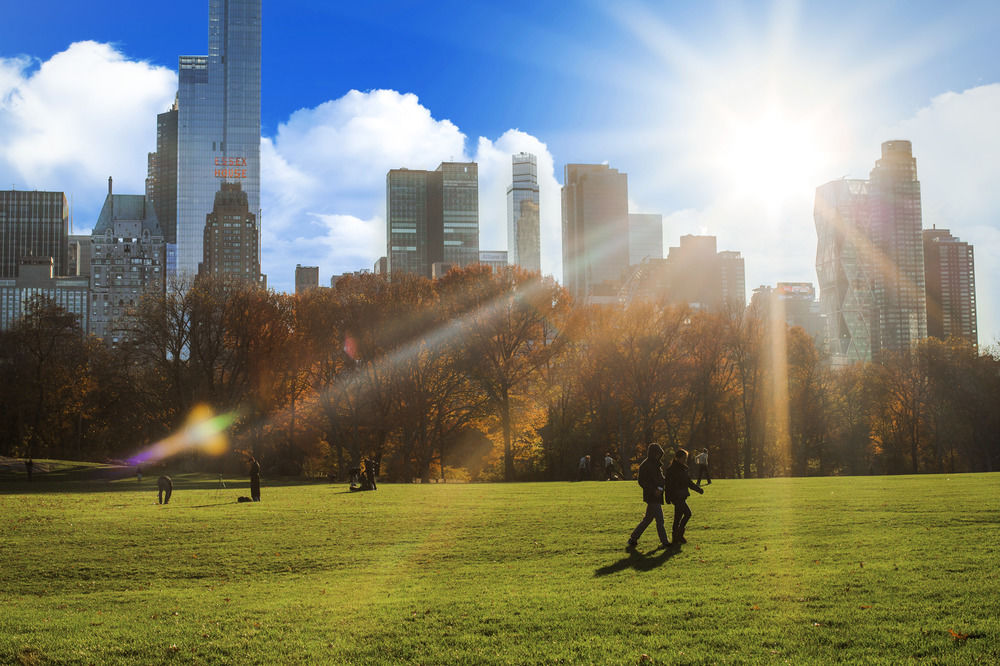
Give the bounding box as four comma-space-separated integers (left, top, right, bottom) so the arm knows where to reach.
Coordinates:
157, 475, 173, 505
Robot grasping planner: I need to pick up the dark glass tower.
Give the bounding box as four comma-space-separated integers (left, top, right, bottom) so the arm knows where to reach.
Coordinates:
0, 190, 69, 278
923, 228, 977, 345
386, 162, 479, 278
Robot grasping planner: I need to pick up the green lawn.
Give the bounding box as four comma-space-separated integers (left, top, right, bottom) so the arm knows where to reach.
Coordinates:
1, 471, 998, 664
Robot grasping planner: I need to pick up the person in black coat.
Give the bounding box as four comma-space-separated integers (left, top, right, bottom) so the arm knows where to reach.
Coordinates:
627, 443, 671, 549
664, 448, 704, 545
249, 456, 261, 502
157, 475, 173, 504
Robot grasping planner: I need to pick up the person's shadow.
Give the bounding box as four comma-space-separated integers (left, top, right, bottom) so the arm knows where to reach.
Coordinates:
594, 546, 677, 577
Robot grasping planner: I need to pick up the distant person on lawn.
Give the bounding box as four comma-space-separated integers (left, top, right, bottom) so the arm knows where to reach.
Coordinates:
25, 458, 33, 481
157, 475, 172, 504
604, 453, 616, 480
627, 444, 671, 550
249, 456, 261, 501
578, 455, 591, 481
695, 448, 711, 485
665, 448, 704, 545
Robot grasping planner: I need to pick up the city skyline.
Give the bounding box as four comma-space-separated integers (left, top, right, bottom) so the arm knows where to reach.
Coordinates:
0, 2, 999, 341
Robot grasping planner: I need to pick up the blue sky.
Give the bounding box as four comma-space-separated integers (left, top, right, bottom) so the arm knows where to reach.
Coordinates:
2, 1, 1000, 342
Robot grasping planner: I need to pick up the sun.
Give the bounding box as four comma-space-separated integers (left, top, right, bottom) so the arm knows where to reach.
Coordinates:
713, 101, 830, 212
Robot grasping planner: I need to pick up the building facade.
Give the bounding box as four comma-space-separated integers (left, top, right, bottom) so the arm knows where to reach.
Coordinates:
868, 140, 927, 357
0, 190, 69, 279
814, 179, 875, 364
175, 0, 261, 280
200, 182, 259, 283
628, 213, 663, 266
923, 227, 977, 345
479, 250, 508, 273
295, 264, 319, 293
506, 152, 541, 273
0, 257, 89, 332
147, 100, 178, 245
386, 162, 479, 279
67, 234, 93, 277
561, 164, 629, 303
89, 185, 166, 343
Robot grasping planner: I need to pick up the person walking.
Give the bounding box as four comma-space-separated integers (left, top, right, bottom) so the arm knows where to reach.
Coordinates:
578, 455, 591, 482
665, 448, 704, 545
249, 456, 261, 502
157, 475, 173, 504
627, 444, 671, 550
25, 458, 33, 482
604, 453, 615, 480
695, 448, 712, 485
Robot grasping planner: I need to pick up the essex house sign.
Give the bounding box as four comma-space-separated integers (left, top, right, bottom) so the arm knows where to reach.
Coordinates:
214, 156, 248, 179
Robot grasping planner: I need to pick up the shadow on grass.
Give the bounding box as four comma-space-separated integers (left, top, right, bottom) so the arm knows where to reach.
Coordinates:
594, 546, 678, 576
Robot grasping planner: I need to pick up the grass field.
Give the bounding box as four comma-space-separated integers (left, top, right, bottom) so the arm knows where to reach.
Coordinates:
1, 468, 999, 665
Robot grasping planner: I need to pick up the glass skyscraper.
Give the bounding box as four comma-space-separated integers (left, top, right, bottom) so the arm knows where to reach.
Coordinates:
506, 152, 541, 273
386, 162, 479, 279
175, 0, 261, 281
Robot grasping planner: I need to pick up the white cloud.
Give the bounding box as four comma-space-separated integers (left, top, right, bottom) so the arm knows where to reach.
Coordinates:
0, 41, 175, 225
262, 90, 563, 288
887, 84, 1000, 345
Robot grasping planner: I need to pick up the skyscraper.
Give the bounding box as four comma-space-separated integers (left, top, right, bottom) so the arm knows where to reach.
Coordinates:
147, 100, 178, 244
200, 182, 259, 283
89, 180, 165, 343
628, 213, 663, 266
868, 140, 926, 356
295, 264, 319, 293
0, 190, 69, 279
815, 141, 927, 364
175, 0, 261, 281
506, 152, 541, 273
561, 164, 629, 303
923, 227, 977, 345
814, 179, 875, 364
386, 162, 479, 279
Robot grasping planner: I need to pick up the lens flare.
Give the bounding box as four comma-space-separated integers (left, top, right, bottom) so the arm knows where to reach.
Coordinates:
127, 404, 237, 465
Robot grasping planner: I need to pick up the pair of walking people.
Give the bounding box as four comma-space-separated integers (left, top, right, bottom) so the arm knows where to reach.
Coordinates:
628, 444, 704, 550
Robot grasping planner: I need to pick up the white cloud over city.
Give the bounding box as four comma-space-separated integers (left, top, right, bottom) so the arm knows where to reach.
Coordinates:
261, 90, 563, 288
0, 41, 175, 216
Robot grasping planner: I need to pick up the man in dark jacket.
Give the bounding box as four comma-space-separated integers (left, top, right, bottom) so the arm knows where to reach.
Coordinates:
157, 475, 173, 505
249, 457, 261, 502
627, 444, 671, 550
665, 448, 704, 545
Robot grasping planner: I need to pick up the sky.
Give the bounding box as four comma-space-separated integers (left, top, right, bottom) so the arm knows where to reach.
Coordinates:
1, 0, 999, 342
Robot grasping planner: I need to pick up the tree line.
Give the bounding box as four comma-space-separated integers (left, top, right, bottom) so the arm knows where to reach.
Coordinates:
1, 266, 997, 480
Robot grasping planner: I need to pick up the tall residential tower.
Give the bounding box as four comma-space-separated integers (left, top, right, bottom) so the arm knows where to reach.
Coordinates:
506, 152, 541, 273
175, 0, 261, 281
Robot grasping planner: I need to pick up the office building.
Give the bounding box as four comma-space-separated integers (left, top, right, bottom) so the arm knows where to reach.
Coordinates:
67, 234, 92, 277
923, 227, 977, 345
89, 180, 166, 343
628, 213, 663, 266
619, 235, 744, 310
815, 141, 928, 363
750, 283, 825, 343
175, 0, 261, 280
146, 100, 178, 244
507, 152, 541, 273
200, 182, 259, 283
295, 264, 319, 293
373, 256, 387, 275
386, 162, 479, 279
0, 190, 69, 279
0, 257, 89, 332
479, 250, 508, 273
814, 179, 874, 364
561, 164, 629, 303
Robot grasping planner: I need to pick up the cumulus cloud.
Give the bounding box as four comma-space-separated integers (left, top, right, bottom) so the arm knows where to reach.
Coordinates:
0, 41, 176, 226
262, 89, 562, 288
888, 83, 1000, 344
